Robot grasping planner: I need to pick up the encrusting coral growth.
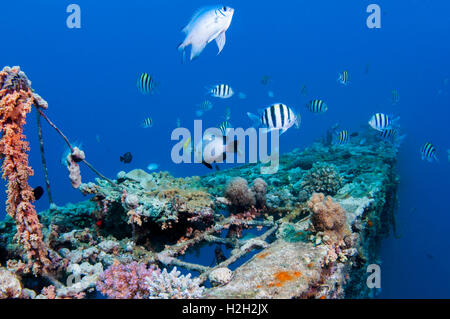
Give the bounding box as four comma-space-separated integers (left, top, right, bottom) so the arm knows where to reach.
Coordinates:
0, 66, 51, 274
308, 193, 347, 242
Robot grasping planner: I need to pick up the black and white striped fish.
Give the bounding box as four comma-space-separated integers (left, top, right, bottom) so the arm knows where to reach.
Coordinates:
334, 130, 349, 145
306, 100, 328, 113
209, 84, 234, 98
137, 73, 158, 94
421, 142, 439, 162
338, 71, 349, 86
247, 103, 300, 134
379, 128, 397, 140
368, 113, 398, 131
219, 120, 232, 136
142, 117, 153, 128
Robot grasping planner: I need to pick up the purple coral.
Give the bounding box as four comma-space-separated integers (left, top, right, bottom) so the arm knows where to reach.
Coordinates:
96, 261, 157, 299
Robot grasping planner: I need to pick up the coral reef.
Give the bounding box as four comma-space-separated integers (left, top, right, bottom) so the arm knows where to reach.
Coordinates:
0, 66, 50, 274
145, 267, 204, 299
0, 121, 399, 299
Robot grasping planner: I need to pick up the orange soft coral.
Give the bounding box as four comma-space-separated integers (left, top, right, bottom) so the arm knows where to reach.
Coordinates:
307, 193, 347, 242
0, 66, 50, 274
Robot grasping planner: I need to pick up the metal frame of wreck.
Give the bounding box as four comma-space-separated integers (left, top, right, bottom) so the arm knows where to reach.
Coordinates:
143, 215, 279, 284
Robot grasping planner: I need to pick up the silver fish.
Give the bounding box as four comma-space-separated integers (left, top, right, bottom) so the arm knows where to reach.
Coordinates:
178, 5, 234, 61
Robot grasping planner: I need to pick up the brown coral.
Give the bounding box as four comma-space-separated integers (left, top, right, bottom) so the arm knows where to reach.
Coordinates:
307, 193, 347, 242
224, 177, 256, 211
0, 66, 50, 274
251, 178, 267, 209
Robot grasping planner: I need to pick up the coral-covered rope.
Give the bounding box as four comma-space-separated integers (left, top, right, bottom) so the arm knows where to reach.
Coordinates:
0, 66, 50, 274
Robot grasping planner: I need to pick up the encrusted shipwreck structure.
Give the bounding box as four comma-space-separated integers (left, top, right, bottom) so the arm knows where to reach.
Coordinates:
0, 121, 399, 298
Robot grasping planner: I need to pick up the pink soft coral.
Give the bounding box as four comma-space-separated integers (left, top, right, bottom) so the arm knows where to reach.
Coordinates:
96, 261, 157, 299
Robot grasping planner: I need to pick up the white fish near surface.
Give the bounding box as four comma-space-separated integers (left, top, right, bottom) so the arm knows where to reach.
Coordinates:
179, 5, 235, 61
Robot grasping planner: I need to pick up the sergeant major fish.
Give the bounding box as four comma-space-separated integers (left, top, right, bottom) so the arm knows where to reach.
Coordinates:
368, 113, 398, 131
208, 84, 234, 98
247, 103, 300, 135
338, 71, 349, 86
178, 5, 234, 61
421, 142, 439, 162
306, 100, 328, 113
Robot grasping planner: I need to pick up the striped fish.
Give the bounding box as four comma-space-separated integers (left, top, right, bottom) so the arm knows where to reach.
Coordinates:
368, 113, 396, 131
142, 117, 153, 128
421, 142, 438, 162
247, 103, 300, 134
137, 73, 157, 94
306, 100, 328, 113
198, 100, 213, 111
338, 71, 349, 86
209, 84, 234, 98
335, 130, 349, 145
391, 88, 400, 104
379, 128, 397, 140
219, 120, 232, 136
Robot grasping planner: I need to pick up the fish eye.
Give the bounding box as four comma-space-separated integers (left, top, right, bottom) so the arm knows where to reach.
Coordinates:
223, 6, 227, 11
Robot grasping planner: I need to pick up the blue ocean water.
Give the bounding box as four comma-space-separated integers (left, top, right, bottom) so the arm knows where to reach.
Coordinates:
0, 0, 449, 298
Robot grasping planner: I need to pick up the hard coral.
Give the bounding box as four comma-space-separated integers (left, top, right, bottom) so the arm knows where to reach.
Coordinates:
308, 193, 347, 242
301, 162, 343, 196
251, 178, 267, 208
145, 267, 204, 299
225, 177, 256, 210
0, 66, 50, 274
96, 261, 157, 299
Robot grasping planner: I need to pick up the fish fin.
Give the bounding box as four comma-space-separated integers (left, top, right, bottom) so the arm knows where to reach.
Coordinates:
178, 42, 187, 63
190, 42, 207, 60
295, 114, 301, 129
280, 128, 288, 135
202, 161, 213, 169
247, 112, 260, 127
216, 32, 226, 54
